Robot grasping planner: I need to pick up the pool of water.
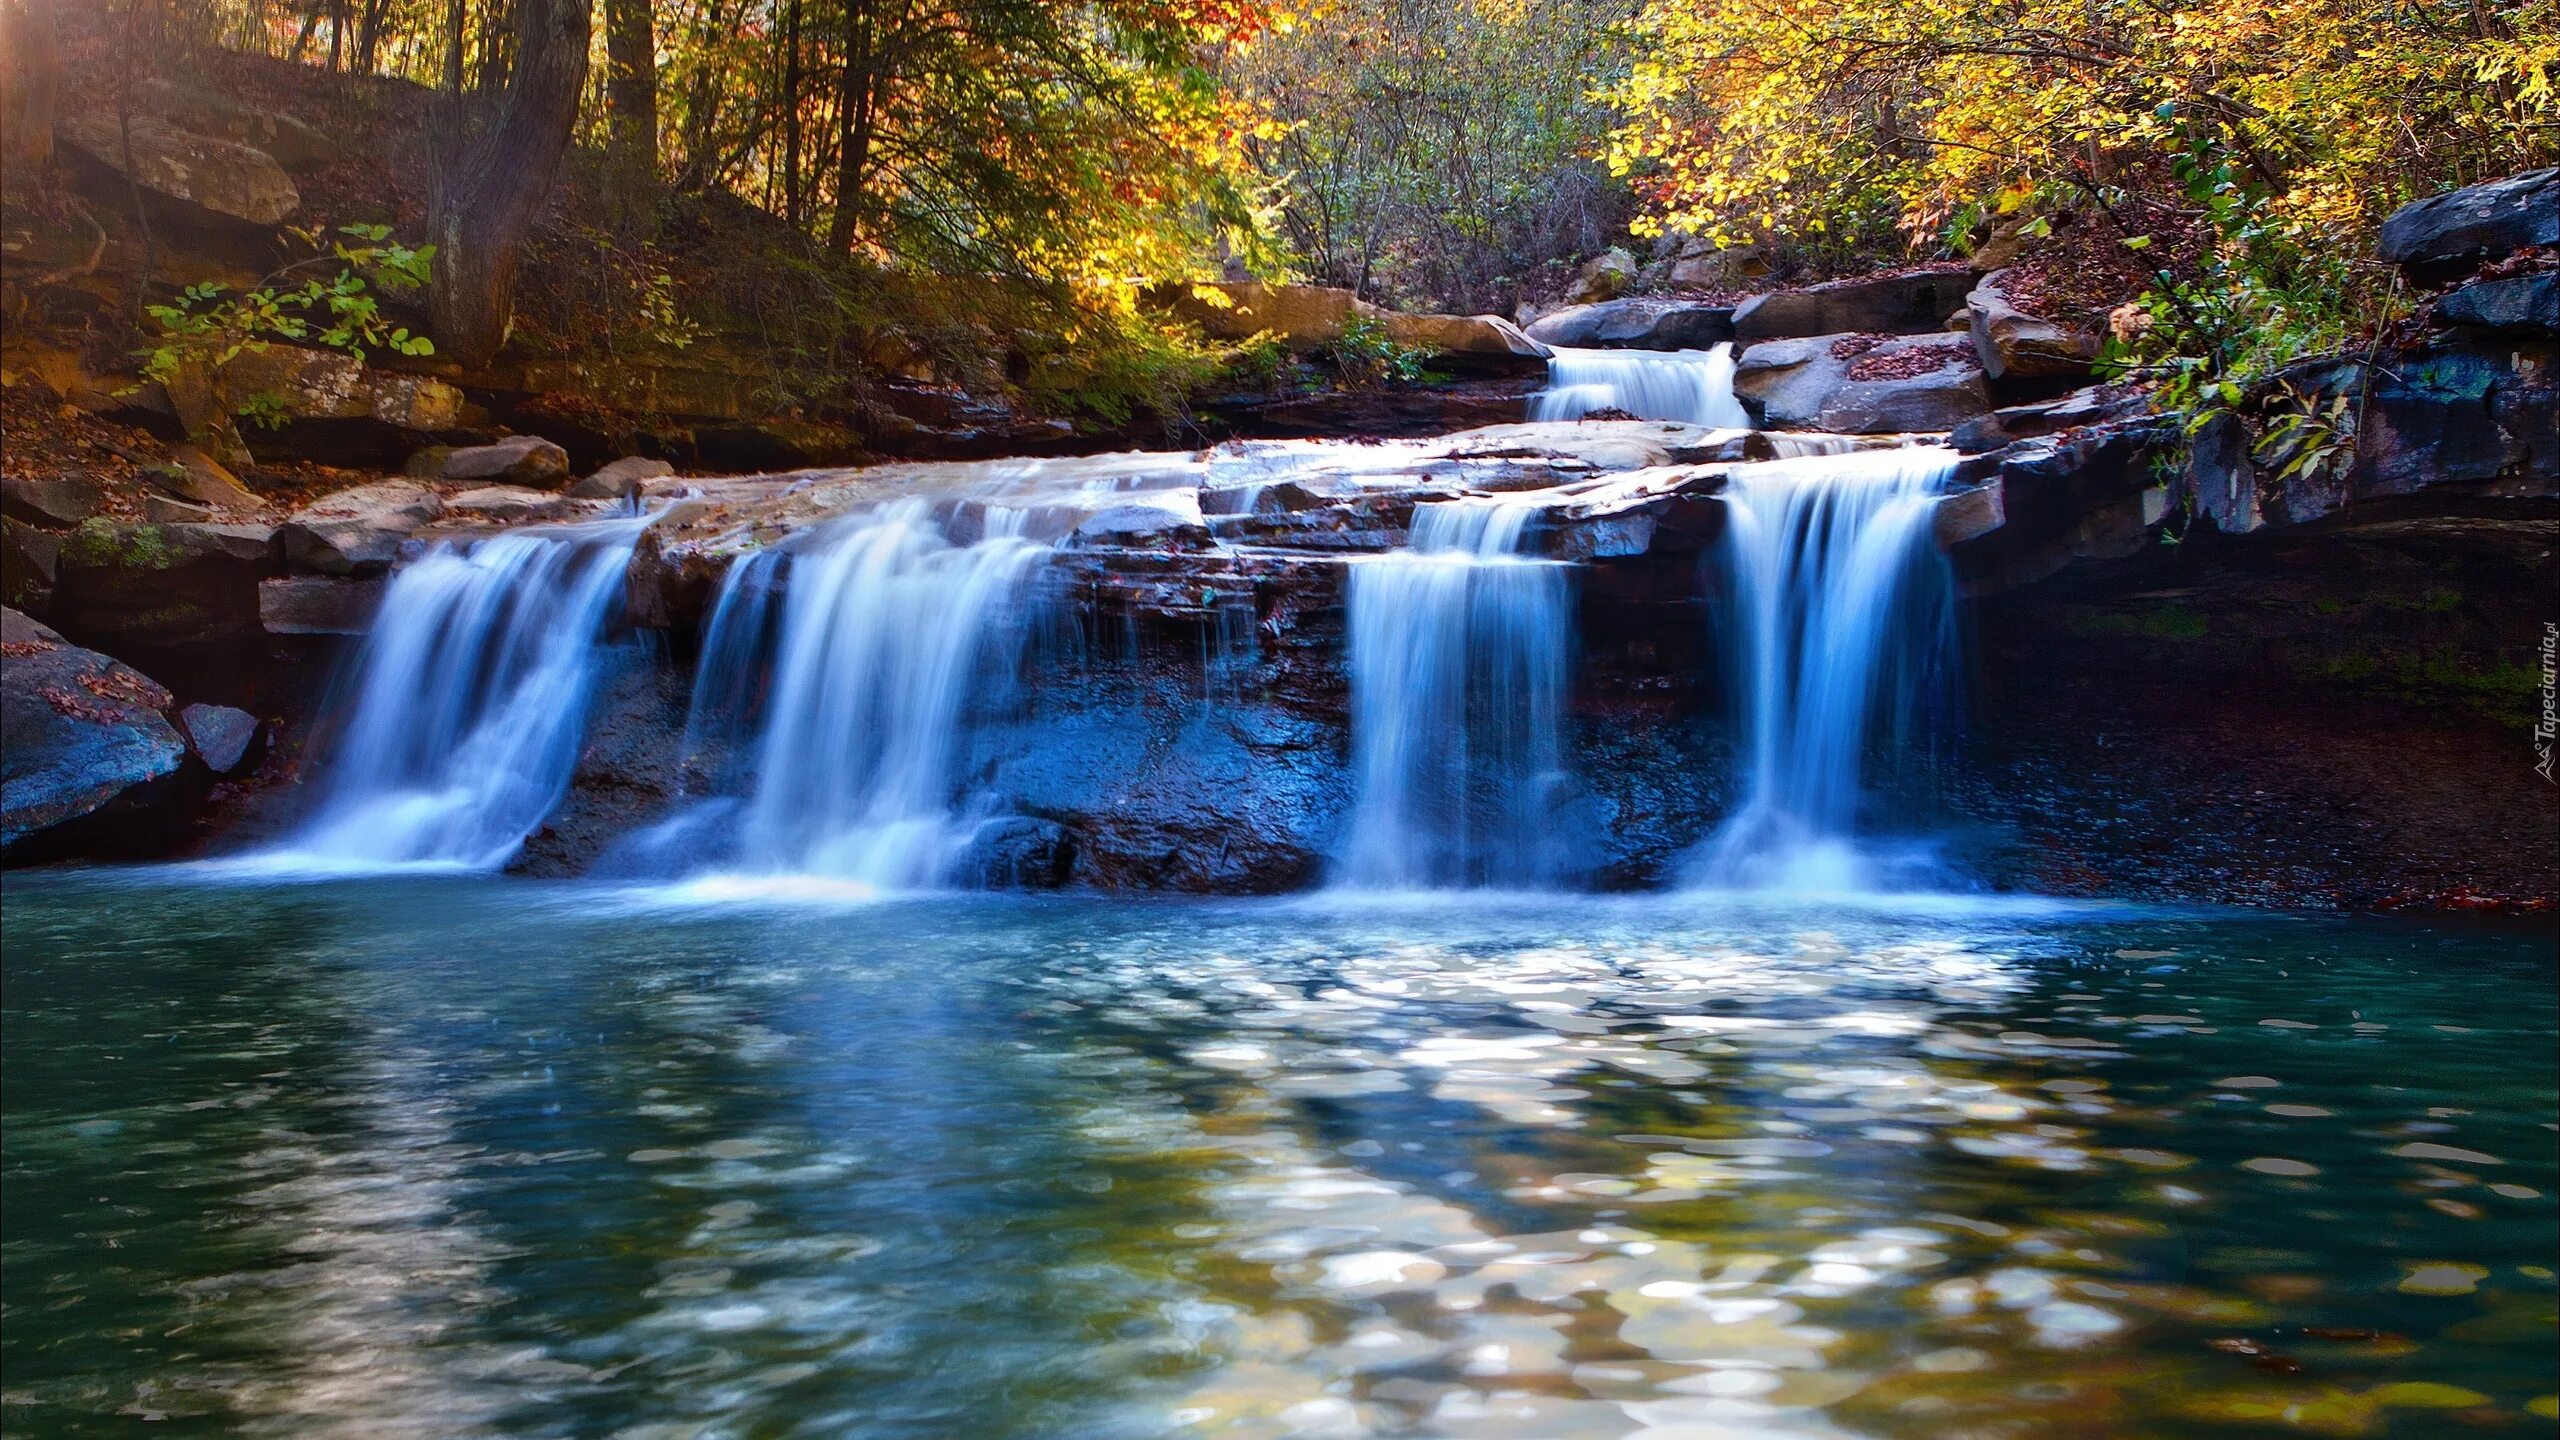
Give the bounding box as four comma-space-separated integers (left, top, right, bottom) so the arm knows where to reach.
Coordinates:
3, 875, 2553, 1438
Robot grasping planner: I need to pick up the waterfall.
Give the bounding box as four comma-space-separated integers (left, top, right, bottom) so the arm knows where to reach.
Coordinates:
1692, 446, 1961, 891
258, 521, 646, 871
1337, 499, 1573, 890
690, 498, 1052, 890
1533, 344, 1751, 428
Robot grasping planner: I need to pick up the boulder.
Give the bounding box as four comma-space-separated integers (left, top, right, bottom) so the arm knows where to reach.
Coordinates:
1732, 269, 1980, 341
49, 520, 280, 647
141, 494, 212, 523
445, 486, 573, 523
1, 473, 104, 529
173, 346, 465, 463
570, 455, 676, 500
151, 444, 263, 509
1374, 312, 1552, 371
1951, 386, 2151, 453
2436, 272, 2559, 337
54, 112, 299, 224
2, 520, 61, 612
1161, 282, 1374, 347
1, 607, 189, 858
277, 481, 443, 574
1967, 270, 2101, 380
2377, 168, 2560, 283
1525, 298, 1736, 351
441, 434, 571, 487
1568, 247, 1640, 304
179, 702, 261, 776
258, 575, 384, 635
1732, 333, 1992, 433
135, 79, 338, 172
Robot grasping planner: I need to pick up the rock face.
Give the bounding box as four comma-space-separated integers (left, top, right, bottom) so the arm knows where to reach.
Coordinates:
258, 576, 384, 635
2263, 342, 2559, 522
55, 112, 299, 224
179, 703, 261, 776
2377, 168, 2560, 282
277, 482, 443, 575
2437, 272, 2559, 337
443, 435, 573, 487
1, 607, 189, 857
1525, 299, 1736, 351
1732, 269, 1978, 341
1967, 270, 2100, 380
1732, 333, 1992, 432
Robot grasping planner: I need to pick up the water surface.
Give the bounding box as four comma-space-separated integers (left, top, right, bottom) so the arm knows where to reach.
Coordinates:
5, 876, 2554, 1437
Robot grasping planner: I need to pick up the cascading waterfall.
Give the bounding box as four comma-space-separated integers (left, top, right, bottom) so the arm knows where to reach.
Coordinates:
1337, 499, 1573, 890
1691, 445, 1962, 891
1533, 343, 1751, 428
692, 498, 1052, 890
254, 520, 647, 871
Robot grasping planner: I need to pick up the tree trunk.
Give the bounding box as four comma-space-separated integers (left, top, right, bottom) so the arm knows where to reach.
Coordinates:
0, 0, 61, 177
780, 0, 802, 226
427, 0, 589, 368
826, 0, 874, 253
603, 0, 657, 241
352, 0, 387, 72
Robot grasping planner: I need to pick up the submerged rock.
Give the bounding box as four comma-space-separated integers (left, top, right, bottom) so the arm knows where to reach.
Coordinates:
1, 607, 189, 858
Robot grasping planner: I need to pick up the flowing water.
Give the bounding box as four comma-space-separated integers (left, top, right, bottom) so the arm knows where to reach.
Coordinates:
242, 521, 647, 873
5, 874, 2553, 1439
1534, 345, 1751, 428
665, 499, 1054, 891
1339, 500, 1573, 890
1694, 447, 1963, 892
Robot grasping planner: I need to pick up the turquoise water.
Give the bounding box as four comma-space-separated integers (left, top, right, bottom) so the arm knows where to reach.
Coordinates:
3, 875, 2554, 1437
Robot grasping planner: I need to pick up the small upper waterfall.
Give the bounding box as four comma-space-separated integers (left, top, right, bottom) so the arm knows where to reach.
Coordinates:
1533, 344, 1751, 428
1337, 499, 1573, 890
688, 498, 1052, 890
257, 521, 646, 871
1692, 446, 1962, 891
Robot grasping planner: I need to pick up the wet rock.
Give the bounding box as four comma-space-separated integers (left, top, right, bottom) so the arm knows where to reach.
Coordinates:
442, 435, 571, 487
1733, 334, 1991, 433
179, 702, 261, 776
1933, 483, 2007, 547
2437, 272, 2559, 337
278, 481, 443, 574
1948, 418, 2177, 589
1, 607, 189, 859
570, 455, 675, 500
1, 473, 103, 528
1951, 387, 2150, 453
1068, 504, 1214, 551
1967, 270, 2101, 381
55, 112, 298, 224
258, 575, 384, 635
1732, 269, 1979, 341
445, 486, 574, 523
956, 816, 1077, 887
1199, 375, 1542, 439
49, 520, 280, 647
1525, 298, 1736, 351
2377, 168, 2560, 283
